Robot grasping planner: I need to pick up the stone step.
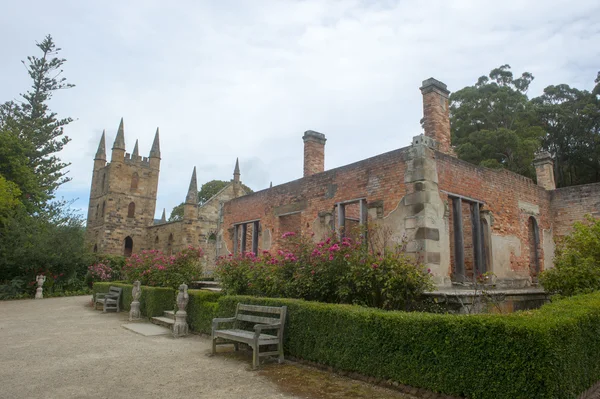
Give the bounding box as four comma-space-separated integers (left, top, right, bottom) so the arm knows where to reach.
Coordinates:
203, 287, 222, 292
163, 310, 175, 319
192, 280, 221, 288
151, 316, 175, 329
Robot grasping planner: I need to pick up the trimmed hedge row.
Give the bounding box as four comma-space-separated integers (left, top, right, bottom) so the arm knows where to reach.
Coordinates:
92, 282, 175, 317
203, 293, 600, 399
91, 282, 600, 398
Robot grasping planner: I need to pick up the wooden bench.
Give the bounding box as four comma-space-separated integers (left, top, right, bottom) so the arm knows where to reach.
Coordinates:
94, 286, 123, 313
212, 303, 287, 369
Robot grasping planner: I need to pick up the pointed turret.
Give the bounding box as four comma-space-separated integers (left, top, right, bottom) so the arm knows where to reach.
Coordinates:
270, 181, 273, 188
111, 118, 126, 163
150, 128, 160, 158
149, 128, 161, 169
186, 167, 198, 204
113, 118, 125, 150
95, 131, 106, 161
132, 139, 139, 158
161, 208, 166, 223
184, 167, 198, 220
233, 158, 240, 183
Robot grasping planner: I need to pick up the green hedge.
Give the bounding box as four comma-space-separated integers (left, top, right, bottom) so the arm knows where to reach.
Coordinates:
187, 289, 222, 333
92, 282, 176, 317
190, 293, 600, 399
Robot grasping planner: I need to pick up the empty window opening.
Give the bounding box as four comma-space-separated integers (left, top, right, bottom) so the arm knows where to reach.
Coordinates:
233, 220, 260, 255
167, 233, 173, 256
95, 204, 99, 219
448, 194, 487, 282
528, 216, 541, 282
93, 244, 98, 253
334, 199, 367, 240
131, 172, 139, 189
101, 201, 106, 218
124, 236, 133, 257
127, 202, 135, 218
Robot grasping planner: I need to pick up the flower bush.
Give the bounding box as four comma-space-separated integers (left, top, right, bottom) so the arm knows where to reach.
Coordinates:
122, 246, 204, 288
216, 232, 434, 310
88, 263, 113, 281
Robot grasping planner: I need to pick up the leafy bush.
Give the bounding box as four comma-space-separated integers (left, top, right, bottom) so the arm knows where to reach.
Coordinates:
122, 246, 204, 289
540, 215, 600, 296
216, 233, 433, 310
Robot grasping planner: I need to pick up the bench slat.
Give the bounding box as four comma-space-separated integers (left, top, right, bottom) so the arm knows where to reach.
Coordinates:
236, 314, 280, 325
238, 304, 284, 314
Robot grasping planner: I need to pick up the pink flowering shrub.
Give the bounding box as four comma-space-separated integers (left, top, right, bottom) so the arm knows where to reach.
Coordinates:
88, 263, 113, 282
216, 231, 434, 310
122, 246, 204, 288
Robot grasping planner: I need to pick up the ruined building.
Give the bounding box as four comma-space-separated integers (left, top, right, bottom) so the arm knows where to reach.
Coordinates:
87, 79, 600, 287
220, 78, 600, 288
85, 118, 248, 264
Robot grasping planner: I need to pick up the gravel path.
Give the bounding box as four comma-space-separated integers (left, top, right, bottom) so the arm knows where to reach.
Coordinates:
0, 296, 293, 399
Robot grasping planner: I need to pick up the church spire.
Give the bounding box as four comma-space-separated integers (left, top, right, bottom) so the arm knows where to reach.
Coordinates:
161, 208, 166, 223
149, 128, 161, 158
132, 139, 139, 158
95, 130, 106, 161
233, 158, 240, 183
186, 167, 198, 204
112, 118, 125, 150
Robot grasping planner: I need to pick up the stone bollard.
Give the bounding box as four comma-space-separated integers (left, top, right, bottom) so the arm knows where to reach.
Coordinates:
173, 283, 189, 337
35, 275, 46, 299
129, 281, 142, 321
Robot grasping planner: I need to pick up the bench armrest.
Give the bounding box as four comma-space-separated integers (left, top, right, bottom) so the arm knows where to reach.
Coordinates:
212, 317, 236, 329
95, 293, 108, 300
254, 323, 282, 332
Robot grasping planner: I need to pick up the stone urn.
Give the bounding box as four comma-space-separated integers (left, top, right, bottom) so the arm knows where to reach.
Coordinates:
173, 283, 189, 337
35, 275, 46, 299
129, 281, 142, 321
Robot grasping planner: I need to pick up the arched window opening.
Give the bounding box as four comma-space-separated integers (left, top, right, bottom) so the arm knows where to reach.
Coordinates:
131, 172, 139, 190
95, 204, 99, 219
208, 232, 217, 241
528, 216, 541, 283
128, 202, 135, 218
154, 236, 159, 248
93, 244, 98, 253
124, 236, 133, 257
101, 173, 106, 191
167, 233, 174, 256
101, 201, 106, 218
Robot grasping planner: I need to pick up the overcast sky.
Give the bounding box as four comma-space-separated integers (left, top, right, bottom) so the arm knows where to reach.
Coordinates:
1, 0, 598, 219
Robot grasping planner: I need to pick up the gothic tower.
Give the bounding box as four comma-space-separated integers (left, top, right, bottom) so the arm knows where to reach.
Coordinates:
86, 119, 161, 256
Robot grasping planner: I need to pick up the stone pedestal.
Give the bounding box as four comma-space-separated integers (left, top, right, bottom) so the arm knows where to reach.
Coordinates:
173, 310, 189, 337
129, 301, 141, 321
35, 287, 43, 299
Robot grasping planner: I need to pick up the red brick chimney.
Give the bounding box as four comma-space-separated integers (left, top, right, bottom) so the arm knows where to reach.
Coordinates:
533, 151, 556, 190
420, 78, 452, 154
302, 130, 326, 177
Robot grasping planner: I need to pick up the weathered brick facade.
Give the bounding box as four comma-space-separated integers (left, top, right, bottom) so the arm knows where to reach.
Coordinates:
220, 78, 600, 288
85, 120, 247, 271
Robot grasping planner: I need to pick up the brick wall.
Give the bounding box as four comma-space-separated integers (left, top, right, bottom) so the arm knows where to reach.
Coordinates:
436, 151, 552, 279
222, 147, 412, 253
551, 182, 600, 237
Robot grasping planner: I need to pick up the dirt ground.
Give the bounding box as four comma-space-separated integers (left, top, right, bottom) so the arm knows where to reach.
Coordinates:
0, 296, 416, 399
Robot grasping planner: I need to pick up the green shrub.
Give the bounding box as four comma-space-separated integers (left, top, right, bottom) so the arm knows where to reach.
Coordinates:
93, 282, 175, 316
187, 289, 222, 333
216, 232, 433, 310
541, 215, 600, 296
186, 292, 600, 399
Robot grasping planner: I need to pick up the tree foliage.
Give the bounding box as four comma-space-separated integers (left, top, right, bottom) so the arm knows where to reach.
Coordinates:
450, 65, 600, 187
0, 35, 74, 210
169, 179, 253, 221
0, 35, 89, 293
450, 65, 544, 178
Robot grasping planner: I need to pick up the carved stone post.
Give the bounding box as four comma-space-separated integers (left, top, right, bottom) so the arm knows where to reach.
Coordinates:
173, 283, 189, 337
129, 281, 142, 321
35, 275, 46, 299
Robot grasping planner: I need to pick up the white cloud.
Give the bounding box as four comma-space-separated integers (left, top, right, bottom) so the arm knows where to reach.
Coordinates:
1, 0, 598, 218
